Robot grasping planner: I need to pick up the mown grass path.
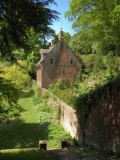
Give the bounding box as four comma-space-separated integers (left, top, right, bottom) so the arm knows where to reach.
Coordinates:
0, 90, 71, 150
0, 91, 45, 149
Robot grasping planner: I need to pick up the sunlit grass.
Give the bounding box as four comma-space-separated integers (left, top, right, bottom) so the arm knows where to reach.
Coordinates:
0, 89, 72, 150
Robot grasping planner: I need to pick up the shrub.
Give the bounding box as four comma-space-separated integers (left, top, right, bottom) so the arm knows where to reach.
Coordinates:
1, 61, 31, 89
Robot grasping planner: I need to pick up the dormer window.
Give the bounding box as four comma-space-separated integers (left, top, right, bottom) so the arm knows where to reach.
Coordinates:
50, 57, 54, 64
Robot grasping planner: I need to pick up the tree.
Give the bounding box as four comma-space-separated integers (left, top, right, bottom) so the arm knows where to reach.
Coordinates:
63, 32, 71, 44
54, 34, 59, 44
0, 60, 31, 122
0, 0, 59, 61
69, 30, 93, 55
0, 74, 21, 122
65, 0, 120, 55
0, 0, 59, 122
1, 61, 31, 89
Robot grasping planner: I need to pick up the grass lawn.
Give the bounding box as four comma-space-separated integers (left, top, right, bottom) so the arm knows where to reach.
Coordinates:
0, 148, 58, 160
0, 90, 71, 150
0, 91, 44, 149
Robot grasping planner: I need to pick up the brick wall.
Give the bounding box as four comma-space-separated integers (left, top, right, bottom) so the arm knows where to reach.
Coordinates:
42, 89, 79, 139
36, 66, 42, 87
58, 89, 120, 152
85, 86, 120, 152
59, 100, 79, 139
42, 86, 120, 153
41, 40, 82, 88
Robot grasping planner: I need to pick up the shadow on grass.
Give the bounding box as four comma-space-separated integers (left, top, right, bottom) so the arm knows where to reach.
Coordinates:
0, 119, 50, 149
0, 149, 57, 160
19, 89, 34, 99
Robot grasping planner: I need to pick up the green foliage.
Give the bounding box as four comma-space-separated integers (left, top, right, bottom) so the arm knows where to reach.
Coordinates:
63, 32, 72, 44
31, 85, 73, 147
0, 0, 59, 60
103, 53, 120, 78
12, 31, 41, 77
49, 79, 77, 107
0, 149, 57, 160
0, 89, 72, 149
51, 89, 77, 108
66, 0, 120, 55
39, 112, 52, 124
80, 54, 96, 73
54, 34, 59, 44
36, 90, 60, 123
69, 30, 93, 54
0, 75, 22, 122
93, 53, 104, 73
1, 61, 31, 89
48, 124, 73, 147
49, 53, 120, 147
49, 79, 69, 91
47, 97, 60, 122
33, 83, 41, 105
0, 60, 31, 122
27, 51, 40, 77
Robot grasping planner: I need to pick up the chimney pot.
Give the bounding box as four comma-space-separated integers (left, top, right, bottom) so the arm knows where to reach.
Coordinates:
51, 40, 54, 47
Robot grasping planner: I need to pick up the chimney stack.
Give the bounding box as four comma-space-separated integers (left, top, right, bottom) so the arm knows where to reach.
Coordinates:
51, 40, 54, 47
59, 28, 64, 40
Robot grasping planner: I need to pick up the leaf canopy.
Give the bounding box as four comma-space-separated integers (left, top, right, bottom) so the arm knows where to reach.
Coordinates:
65, 0, 120, 55
0, 0, 59, 60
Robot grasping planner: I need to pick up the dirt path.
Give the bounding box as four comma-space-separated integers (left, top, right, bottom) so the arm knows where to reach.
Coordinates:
48, 148, 101, 160
48, 148, 80, 160
48, 147, 119, 160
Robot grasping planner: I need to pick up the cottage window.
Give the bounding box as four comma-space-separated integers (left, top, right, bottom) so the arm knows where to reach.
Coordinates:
50, 57, 54, 64
70, 59, 73, 65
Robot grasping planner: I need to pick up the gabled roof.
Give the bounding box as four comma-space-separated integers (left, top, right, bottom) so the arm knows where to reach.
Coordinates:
36, 39, 82, 67
40, 48, 51, 54
37, 28, 65, 66
36, 45, 55, 66
40, 40, 66, 64
36, 28, 82, 67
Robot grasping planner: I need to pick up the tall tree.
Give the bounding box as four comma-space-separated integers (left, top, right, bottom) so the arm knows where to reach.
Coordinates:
0, 0, 59, 61
69, 30, 93, 54
63, 32, 71, 44
0, 0, 59, 122
65, 0, 120, 55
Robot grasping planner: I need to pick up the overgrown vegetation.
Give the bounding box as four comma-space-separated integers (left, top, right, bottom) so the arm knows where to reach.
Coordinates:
0, 0, 120, 155
0, 0, 59, 125
0, 61, 31, 123
0, 0, 59, 60
0, 87, 72, 150
33, 84, 73, 147
66, 0, 120, 56
50, 53, 120, 146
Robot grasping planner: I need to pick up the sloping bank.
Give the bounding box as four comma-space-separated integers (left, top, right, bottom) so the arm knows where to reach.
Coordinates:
42, 78, 120, 154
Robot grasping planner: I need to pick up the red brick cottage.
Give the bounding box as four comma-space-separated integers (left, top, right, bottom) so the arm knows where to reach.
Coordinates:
36, 29, 82, 88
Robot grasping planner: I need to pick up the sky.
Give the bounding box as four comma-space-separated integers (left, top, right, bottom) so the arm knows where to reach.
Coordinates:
49, 0, 74, 36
